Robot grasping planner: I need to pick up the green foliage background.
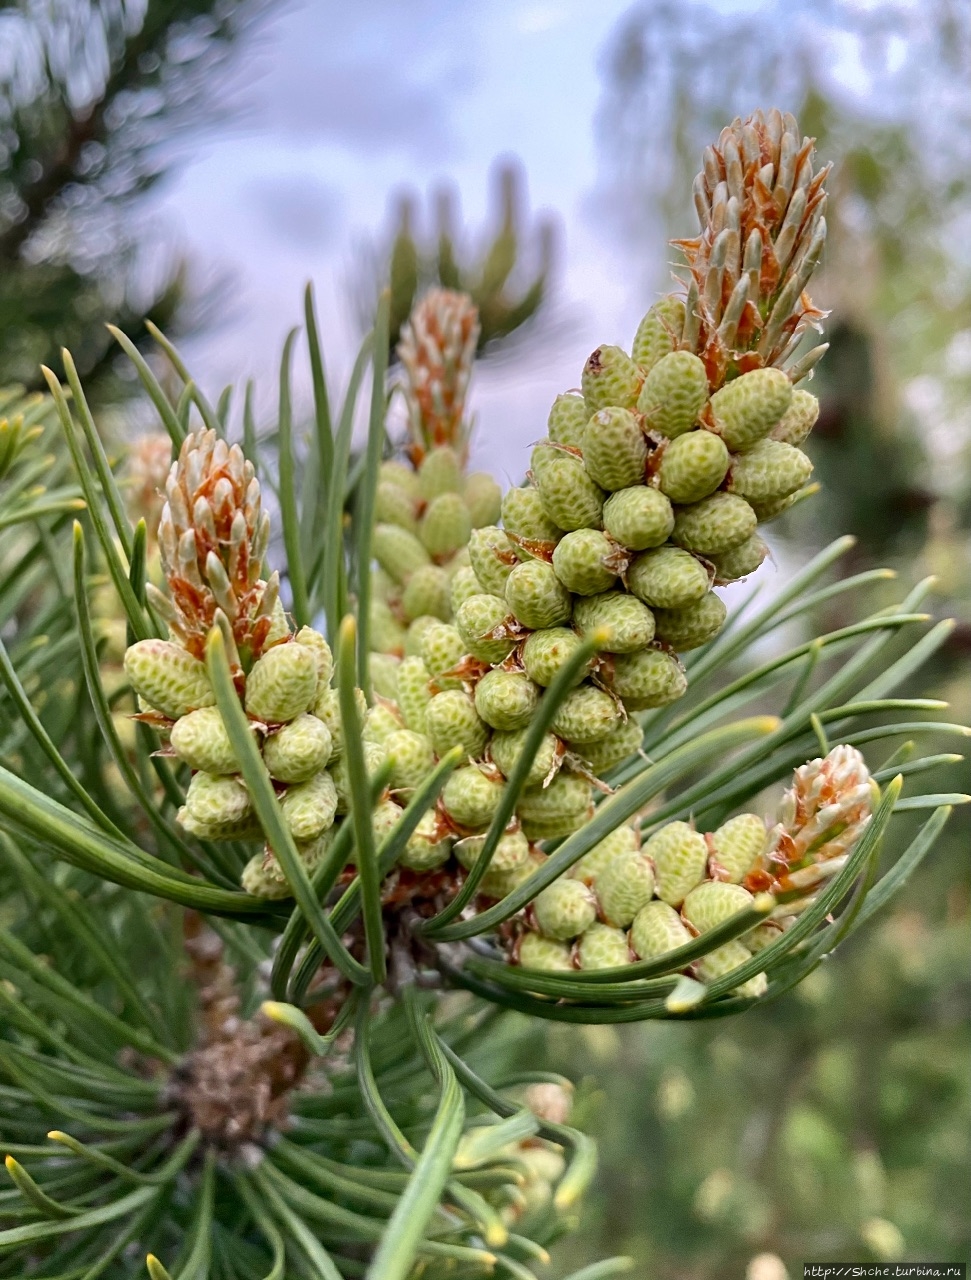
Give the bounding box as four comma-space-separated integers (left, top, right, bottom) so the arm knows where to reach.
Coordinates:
0, 0, 260, 399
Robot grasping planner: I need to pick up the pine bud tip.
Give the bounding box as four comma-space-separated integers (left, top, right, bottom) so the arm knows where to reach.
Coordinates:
205, 626, 225, 658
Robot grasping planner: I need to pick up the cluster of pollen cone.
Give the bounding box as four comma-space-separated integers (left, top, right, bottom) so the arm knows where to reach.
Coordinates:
121, 112, 876, 992
124, 431, 354, 897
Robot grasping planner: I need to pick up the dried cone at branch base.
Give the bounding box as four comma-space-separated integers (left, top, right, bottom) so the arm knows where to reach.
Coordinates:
176, 920, 311, 1147
504, 746, 875, 995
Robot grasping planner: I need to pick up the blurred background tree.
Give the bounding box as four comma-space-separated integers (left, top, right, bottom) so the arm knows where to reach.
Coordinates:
536, 4, 971, 1275
0, 0, 262, 400
349, 157, 559, 364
